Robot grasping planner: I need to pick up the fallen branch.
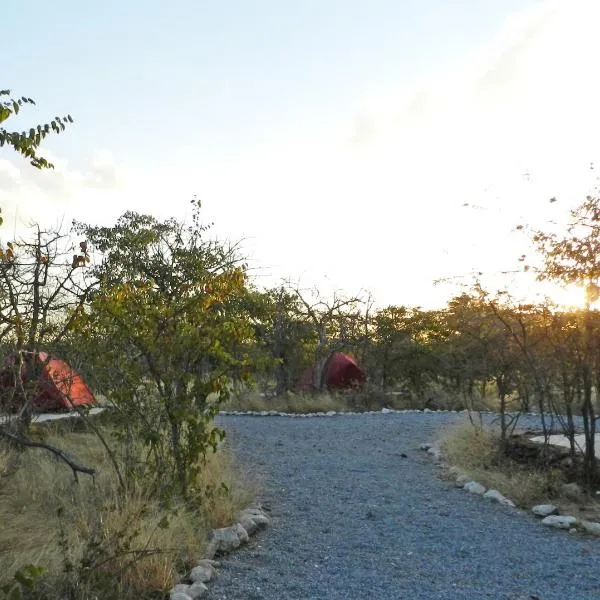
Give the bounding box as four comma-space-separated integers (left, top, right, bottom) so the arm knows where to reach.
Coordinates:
0, 427, 96, 482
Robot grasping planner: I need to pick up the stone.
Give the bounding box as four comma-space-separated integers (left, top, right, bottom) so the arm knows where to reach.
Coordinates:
531, 504, 559, 518
427, 447, 441, 459
170, 584, 193, 600
541, 515, 578, 529
189, 563, 216, 583
483, 489, 516, 507
455, 475, 471, 488
580, 520, 600, 536
233, 522, 249, 543
562, 482, 584, 501
237, 513, 260, 535
204, 523, 249, 558
419, 443, 432, 451
188, 581, 209, 599
463, 481, 486, 495
238, 508, 269, 532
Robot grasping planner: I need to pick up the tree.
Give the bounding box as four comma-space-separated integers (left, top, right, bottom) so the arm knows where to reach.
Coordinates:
248, 287, 315, 395
74, 202, 256, 496
0, 89, 73, 171
531, 195, 600, 485
288, 285, 363, 391
0, 224, 93, 428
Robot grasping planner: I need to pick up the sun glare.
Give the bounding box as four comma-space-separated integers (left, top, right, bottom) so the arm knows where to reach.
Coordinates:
549, 284, 586, 310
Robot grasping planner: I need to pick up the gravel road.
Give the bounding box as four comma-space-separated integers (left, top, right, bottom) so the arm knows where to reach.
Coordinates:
208, 412, 600, 600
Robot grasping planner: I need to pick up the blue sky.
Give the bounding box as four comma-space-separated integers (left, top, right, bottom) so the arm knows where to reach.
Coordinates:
2, 0, 599, 307
5, 0, 528, 165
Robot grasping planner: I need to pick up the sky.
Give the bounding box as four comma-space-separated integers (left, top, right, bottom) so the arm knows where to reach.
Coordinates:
2, 0, 600, 308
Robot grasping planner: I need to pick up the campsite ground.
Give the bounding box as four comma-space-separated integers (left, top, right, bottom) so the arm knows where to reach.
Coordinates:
206, 411, 600, 600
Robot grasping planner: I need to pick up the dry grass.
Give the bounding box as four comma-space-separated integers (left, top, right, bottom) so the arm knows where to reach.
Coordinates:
440, 419, 565, 507
0, 426, 256, 599
223, 390, 351, 414
225, 384, 487, 414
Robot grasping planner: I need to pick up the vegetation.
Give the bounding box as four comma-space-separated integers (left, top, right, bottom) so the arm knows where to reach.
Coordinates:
440, 420, 565, 508
3, 86, 600, 595
0, 421, 254, 599
0, 89, 73, 171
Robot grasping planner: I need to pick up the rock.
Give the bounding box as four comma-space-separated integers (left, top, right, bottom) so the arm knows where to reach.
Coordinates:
463, 481, 486, 495
483, 489, 516, 507
233, 522, 249, 543
541, 515, 578, 529
419, 443, 432, 451
427, 447, 441, 459
562, 482, 584, 501
381, 407, 391, 414
326, 410, 336, 416
237, 513, 260, 535
204, 523, 249, 558
580, 520, 600, 536
237, 508, 269, 536
189, 563, 217, 583
455, 475, 471, 488
170, 584, 193, 600
531, 504, 559, 518
188, 581, 209, 599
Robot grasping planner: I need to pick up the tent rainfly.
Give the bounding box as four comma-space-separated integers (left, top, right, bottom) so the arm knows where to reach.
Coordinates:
299, 352, 366, 391
0, 351, 96, 412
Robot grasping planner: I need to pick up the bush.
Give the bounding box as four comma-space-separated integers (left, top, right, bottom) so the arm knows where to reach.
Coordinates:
0, 427, 255, 599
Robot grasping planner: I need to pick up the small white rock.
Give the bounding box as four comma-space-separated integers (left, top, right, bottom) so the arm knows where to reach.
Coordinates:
170, 584, 193, 600
580, 520, 600, 536
188, 581, 209, 599
483, 489, 515, 507
463, 481, 487, 495
189, 563, 216, 583
541, 515, 578, 529
531, 504, 559, 518
419, 443, 431, 451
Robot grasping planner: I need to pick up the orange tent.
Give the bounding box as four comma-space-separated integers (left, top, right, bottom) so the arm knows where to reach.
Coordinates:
0, 351, 96, 412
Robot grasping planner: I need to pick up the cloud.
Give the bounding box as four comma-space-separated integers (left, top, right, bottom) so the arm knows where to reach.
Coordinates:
0, 149, 129, 239
3, 0, 598, 308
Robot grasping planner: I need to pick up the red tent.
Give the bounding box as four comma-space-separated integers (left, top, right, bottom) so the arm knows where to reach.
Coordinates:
324, 352, 366, 390
0, 351, 96, 412
299, 352, 366, 391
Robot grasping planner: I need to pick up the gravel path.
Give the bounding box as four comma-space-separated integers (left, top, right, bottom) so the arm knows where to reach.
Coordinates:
208, 412, 600, 600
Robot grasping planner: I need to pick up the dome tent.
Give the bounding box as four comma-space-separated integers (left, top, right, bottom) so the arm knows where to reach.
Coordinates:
323, 352, 366, 390
299, 352, 366, 391
0, 350, 96, 412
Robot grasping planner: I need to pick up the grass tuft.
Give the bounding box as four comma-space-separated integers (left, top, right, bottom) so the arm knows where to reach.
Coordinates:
0, 427, 256, 599
440, 419, 565, 507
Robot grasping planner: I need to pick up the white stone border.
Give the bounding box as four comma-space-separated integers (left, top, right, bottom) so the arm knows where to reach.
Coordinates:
219, 407, 478, 417
169, 506, 270, 600
420, 442, 600, 538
